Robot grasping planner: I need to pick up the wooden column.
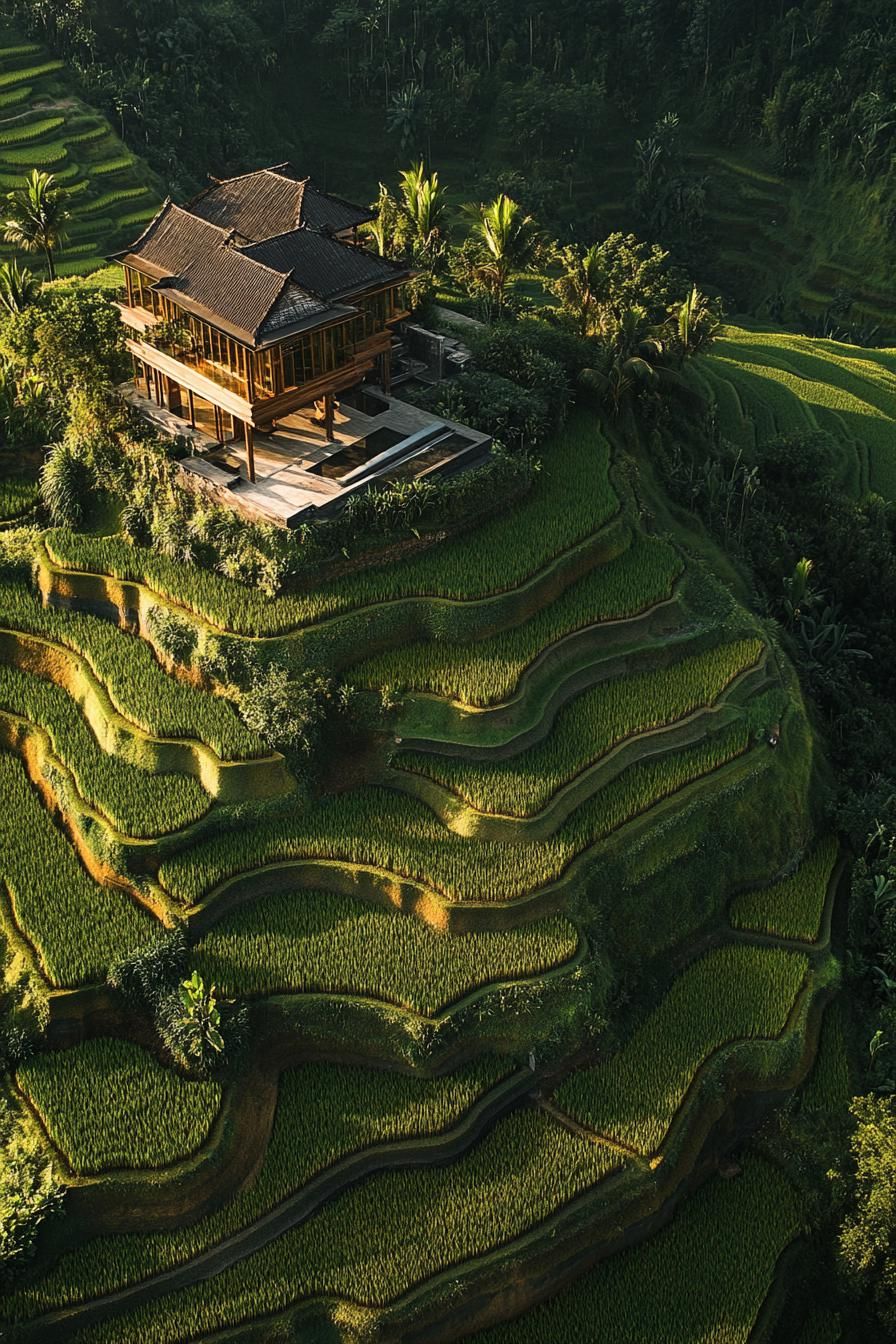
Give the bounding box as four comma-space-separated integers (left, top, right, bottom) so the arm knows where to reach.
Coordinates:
381, 349, 392, 394
213, 405, 223, 443
166, 378, 183, 416
244, 421, 256, 483
187, 389, 196, 429
324, 392, 334, 440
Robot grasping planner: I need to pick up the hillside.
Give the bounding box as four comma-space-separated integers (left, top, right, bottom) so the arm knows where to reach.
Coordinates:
0, 27, 159, 275
689, 323, 896, 500
0, 400, 842, 1341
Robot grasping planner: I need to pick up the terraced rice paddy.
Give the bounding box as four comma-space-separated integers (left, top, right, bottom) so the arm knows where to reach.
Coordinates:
0, 750, 154, 985
730, 837, 838, 942
470, 1156, 803, 1344
1, 1058, 515, 1320
43, 411, 618, 634
0, 662, 211, 836
0, 400, 829, 1341
394, 638, 762, 816
694, 324, 896, 498
17, 1040, 222, 1174
195, 888, 580, 1015
0, 577, 264, 760
159, 720, 757, 907
353, 531, 684, 705
0, 31, 159, 273
556, 945, 809, 1155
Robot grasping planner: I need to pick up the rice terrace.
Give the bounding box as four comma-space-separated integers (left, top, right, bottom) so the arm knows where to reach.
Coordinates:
0, 5, 894, 1343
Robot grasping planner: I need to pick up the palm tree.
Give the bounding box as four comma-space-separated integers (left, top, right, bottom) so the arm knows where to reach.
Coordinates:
4, 170, 70, 282
387, 83, 424, 156
550, 242, 606, 336
362, 183, 402, 258
0, 259, 39, 314
398, 161, 447, 266
460, 193, 541, 318
580, 307, 683, 416
670, 285, 722, 361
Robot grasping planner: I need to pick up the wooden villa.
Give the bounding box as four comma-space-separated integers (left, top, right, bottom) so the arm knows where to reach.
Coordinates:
112, 165, 489, 525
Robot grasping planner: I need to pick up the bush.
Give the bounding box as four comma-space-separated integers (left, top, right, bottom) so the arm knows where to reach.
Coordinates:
108, 927, 189, 1011
39, 441, 92, 527
147, 604, 198, 667
238, 663, 344, 757
419, 368, 552, 447
0, 1099, 63, 1286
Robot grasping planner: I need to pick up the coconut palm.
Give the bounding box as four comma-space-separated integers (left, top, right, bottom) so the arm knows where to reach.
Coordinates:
460, 193, 541, 318
4, 170, 70, 282
0, 259, 39, 314
550, 242, 606, 336
398, 161, 447, 266
670, 285, 722, 360
580, 307, 681, 416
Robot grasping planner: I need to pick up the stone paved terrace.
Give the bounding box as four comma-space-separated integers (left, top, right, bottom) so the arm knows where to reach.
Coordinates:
121, 383, 491, 527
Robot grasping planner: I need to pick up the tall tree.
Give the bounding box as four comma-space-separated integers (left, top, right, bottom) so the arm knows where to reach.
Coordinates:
460, 193, 541, 318
550, 242, 606, 336
4, 171, 70, 282
398, 160, 447, 266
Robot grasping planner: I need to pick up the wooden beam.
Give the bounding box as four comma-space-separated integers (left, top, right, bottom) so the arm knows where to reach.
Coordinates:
244, 421, 256, 483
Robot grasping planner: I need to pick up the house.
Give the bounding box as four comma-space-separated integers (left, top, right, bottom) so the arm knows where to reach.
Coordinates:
112, 165, 490, 527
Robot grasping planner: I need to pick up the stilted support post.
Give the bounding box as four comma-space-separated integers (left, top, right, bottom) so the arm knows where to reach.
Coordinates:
187, 389, 196, 429
324, 392, 335, 440
381, 350, 392, 394
244, 421, 256, 483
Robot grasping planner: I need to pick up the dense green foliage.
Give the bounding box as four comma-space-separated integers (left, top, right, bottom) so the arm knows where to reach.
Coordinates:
395, 639, 761, 816
730, 837, 838, 943
557, 945, 809, 1155
195, 888, 578, 1017
17, 1039, 221, 1173
0, 662, 210, 835
0, 750, 153, 985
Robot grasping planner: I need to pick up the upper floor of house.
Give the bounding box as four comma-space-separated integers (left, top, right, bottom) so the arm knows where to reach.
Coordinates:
112, 165, 412, 419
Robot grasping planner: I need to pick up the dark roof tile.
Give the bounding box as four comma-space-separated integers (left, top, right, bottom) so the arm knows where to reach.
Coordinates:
240, 228, 407, 300
188, 165, 373, 241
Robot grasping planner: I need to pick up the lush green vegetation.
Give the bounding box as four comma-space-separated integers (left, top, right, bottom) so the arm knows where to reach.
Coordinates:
1, 1057, 513, 1317
1, 2, 891, 1334
556, 945, 809, 1155
0, 749, 154, 985
730, 837, 838, 943
160, 721, 756, 908
696, 325, 896, 499
352, 531, 684, 705
0, 662, 211, 835
195, 888, 579, 1016
0, 576, 264, 760
17, 1039, 221, 1173
0, 474, 36, 521
395, 639, 762, 816
58, 1109, 625, 1342
0, 33, 158, 274
43, 412, 618, 633
470, 1156, 803, 1344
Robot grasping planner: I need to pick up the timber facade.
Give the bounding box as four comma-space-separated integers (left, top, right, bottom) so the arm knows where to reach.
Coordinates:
111, 165, 412, 482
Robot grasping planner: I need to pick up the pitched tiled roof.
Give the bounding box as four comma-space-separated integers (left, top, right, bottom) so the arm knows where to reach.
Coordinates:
188, 165, 374, 241
239, 228, 407, 301
112, 168, 407, 346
